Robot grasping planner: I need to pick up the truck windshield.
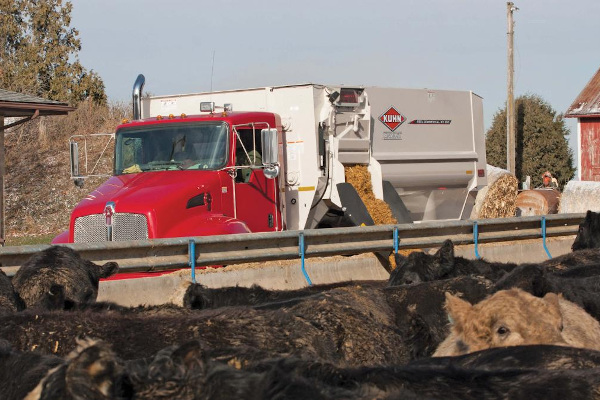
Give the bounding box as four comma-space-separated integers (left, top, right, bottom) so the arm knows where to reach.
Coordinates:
115, 121, 228, 174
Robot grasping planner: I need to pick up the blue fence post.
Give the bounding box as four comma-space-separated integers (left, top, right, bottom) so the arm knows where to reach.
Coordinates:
188, 239, 196, 283
473, 221, 481, 259
393, 226, 399, 255
298, 232, 313, 286
541, 216, 552, 259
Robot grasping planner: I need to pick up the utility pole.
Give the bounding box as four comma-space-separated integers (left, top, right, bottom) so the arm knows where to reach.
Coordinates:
506, 2, 518, 173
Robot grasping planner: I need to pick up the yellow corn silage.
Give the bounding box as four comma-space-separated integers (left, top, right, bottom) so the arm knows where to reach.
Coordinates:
344, 165, 420, 270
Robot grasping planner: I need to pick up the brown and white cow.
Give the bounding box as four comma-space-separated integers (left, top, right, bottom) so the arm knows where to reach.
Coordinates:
434, 288, 600, 356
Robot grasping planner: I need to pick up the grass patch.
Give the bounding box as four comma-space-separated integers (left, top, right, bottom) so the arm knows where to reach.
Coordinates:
5, 234, 56, 247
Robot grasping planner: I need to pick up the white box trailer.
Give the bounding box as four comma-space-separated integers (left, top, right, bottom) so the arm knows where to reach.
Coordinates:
143, 83, 487, 228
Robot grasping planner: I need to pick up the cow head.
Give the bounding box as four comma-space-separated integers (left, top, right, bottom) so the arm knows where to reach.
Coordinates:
183, 284, 210, 309
572, 210, 600, 251
388, 240, 456, 286
438, 289, 565, 356
25, 338, 131, 400
125, 341, 205, 399
98, 262, 119, 279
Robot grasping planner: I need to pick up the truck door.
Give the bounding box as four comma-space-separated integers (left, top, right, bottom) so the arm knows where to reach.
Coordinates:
233, 126, 280, 232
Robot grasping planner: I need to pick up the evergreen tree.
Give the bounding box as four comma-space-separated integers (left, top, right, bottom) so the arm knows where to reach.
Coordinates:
486, 94, 575, 188
0, 0, 105, 105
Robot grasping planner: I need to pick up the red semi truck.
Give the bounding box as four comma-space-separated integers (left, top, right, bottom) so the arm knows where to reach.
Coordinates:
53, 75, 487, 244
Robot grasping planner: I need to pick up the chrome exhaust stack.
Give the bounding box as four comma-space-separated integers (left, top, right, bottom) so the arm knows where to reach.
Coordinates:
132, 74, 145, 120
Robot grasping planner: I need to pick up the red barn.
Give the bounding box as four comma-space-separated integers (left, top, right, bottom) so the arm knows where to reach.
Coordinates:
565, 67, 600, 181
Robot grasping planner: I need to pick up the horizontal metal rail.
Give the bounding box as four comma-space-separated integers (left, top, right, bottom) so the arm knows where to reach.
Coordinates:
0, 213, 585, 277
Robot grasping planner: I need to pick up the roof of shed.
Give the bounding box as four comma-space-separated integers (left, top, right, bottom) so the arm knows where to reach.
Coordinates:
565, 67, 600, 118
0, 88, 75, 117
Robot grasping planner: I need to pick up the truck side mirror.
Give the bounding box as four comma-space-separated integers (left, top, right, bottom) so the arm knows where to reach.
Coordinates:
261, 128, 279, 179
70, 141, 84, 188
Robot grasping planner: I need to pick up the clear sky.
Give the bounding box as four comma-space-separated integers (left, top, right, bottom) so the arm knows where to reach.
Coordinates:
70, 0, 599, 156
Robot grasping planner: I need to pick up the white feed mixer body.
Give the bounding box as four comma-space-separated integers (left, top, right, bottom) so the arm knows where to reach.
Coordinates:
143, 84, 487, 229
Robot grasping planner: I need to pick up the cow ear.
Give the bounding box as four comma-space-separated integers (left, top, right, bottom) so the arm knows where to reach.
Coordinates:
445, 292, 472, 326
98, 262, 119, 278
42, 284, 66, 310
542, 292, 564, 331
593, 211, 600, 230
65, 339, 125, 398
394, 252, 407, 267
171, 341, 204, 370
586, 210, 595, 228
183, 283, 209, 309
437, 240, 455, 266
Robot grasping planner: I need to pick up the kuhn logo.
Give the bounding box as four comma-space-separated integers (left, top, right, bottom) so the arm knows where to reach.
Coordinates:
379, 107, 406, 132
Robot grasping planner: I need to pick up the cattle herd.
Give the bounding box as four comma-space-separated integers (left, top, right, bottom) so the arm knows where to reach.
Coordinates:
2, 212, 600, 398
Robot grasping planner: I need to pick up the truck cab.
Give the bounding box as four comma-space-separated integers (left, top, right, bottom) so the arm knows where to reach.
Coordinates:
53, 109, 283, 243
55, 74, 488, 244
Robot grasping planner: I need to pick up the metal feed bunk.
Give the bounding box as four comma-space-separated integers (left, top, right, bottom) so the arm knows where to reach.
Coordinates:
0, 214, 584, 285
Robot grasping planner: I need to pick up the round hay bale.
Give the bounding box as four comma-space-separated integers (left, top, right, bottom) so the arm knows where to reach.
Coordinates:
516, 189, 561, 216
559, 180, 600, 213
470, 165, 519, 219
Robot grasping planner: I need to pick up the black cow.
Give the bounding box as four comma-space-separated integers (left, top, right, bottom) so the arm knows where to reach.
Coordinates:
0, 278, 499, 366
389, 239, 517, 286
182, 281, 382, 310
494, 263, 600, 322
0, 269, 23, 312
0, 338, 131, 400
0, 284, 404, 365
572, 210, 600, 251
12, 246, 119, 309
384, 275, 493, 359
120, 343, 600, 399
0, 339, 63, 400
249, 345, 600, 399
125, 340, 357, 400
540, 248, 600, 273
536, 209, 600, 271
390, 234, 600, 288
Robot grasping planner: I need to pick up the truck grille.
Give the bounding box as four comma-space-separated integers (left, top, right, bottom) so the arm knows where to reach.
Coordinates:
74, 213, 149, 242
